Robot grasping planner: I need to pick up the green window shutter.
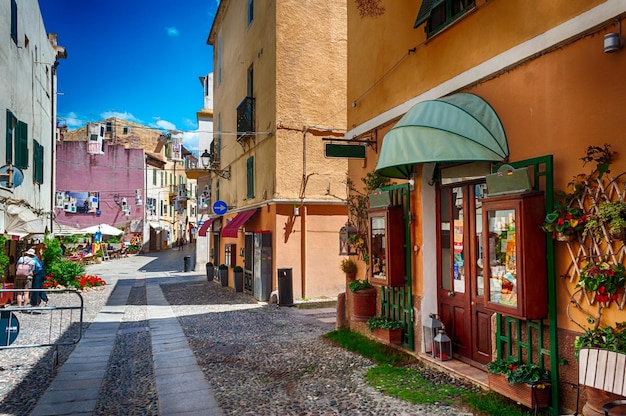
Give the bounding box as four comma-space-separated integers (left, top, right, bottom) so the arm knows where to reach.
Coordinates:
153, 168, 157, 185
15, 120, 28, 169
33, 140, 43, 184
246, 156, 254, 198
414, 0, 434, 28
6, 109, 14, 164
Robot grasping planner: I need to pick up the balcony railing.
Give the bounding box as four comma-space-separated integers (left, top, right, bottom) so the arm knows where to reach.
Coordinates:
236, 96, 255, 142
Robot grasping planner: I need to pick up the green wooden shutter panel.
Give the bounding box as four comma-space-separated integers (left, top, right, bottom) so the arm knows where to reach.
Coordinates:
16, 120, 28, 169
6, 109, 14, 164
246, 156, 254, 198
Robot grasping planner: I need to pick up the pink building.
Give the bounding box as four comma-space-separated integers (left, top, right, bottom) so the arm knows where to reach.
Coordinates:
55, 141, 145, 239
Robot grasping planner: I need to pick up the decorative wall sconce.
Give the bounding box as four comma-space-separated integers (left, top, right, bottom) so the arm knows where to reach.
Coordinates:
339, 221, 358, 255
200, 149, 231, 180
604, 21, 623, 53
604, 32, 624, 53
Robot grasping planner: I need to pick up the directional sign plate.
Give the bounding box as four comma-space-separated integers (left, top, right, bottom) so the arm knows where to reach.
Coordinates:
212, 200, 228, 216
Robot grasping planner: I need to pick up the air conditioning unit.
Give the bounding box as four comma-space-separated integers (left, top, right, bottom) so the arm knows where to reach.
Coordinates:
55, 192, 65, 208
86, 123, 105, 155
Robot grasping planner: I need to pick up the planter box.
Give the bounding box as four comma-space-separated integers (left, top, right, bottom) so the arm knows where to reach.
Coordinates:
488, 373, 550, 409
372, 328, 403, 344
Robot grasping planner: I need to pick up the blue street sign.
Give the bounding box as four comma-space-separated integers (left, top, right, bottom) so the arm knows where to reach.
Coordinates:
212, 200, 228, 216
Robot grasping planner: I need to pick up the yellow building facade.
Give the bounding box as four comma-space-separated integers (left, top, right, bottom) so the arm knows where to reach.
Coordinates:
347, 0, 626, 413
206, 0, 348, 299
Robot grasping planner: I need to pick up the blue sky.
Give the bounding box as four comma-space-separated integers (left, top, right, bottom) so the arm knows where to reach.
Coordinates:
39, 0, 218, 153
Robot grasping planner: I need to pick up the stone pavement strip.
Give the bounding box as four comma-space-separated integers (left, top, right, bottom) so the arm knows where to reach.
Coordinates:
30, 280, 222, 416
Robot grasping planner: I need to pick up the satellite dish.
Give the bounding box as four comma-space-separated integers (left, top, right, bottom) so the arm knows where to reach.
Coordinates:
0, 165, 24, 188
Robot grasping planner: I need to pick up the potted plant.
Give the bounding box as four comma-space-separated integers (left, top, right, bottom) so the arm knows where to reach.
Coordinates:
366, 315, 404, 344
340, 258, 358, 282
206, 262, 214, 282
584, 200, 626, 241
348, 279, 377, 322
486, 357, 551, 409
542, 203, 587, 241
218, 264, 228, 287
233, 265, 244, 292
574, 324, 626, 415
577, 261, 626, 307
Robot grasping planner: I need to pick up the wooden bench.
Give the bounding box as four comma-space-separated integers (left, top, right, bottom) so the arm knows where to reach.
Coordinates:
578, 348, 626, 415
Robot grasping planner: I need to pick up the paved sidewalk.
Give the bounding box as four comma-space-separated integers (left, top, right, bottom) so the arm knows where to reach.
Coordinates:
30, 265, 222, 415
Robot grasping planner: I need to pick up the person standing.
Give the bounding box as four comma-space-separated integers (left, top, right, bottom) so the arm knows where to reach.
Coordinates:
31, 251, 48, 307
15, 248, 36, 307
178, 237, 184, 251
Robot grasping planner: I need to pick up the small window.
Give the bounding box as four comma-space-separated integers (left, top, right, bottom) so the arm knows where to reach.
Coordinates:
414, 0, 474, 36
123, 126, 130, 134
10, 0, 17, 45
246, 156, 254, 199
106, 121, 113, 133
247, 0, 254, 26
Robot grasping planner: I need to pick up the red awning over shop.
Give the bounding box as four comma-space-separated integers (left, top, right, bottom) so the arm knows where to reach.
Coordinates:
198, 218, 216, 237
221, 209, 257, 238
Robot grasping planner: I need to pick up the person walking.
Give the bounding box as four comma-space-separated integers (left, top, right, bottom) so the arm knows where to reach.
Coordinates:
178, 237, 184, 251
15, 248, 36, 307
31, 251, 48, 307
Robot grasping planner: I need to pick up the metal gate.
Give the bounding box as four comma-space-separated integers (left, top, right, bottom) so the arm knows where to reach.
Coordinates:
0, 288, 84, 367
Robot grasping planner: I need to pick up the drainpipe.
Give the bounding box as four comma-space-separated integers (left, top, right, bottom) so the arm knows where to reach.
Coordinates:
49, 61, 59, 233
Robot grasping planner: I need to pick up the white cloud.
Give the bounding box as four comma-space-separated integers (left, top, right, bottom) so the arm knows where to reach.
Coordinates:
152, 119, 177, 131
183, 131, 199, 154
62, 112, 84, 128
183, 117, 198, 129
166, 26, 179, 37
101, 111, 142, 123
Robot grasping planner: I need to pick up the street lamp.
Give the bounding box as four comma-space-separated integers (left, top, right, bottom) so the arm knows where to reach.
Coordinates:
200, 149, 231, 180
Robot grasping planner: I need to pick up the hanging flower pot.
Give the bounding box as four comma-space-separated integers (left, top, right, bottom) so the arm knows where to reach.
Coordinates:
578, 261, 626, 308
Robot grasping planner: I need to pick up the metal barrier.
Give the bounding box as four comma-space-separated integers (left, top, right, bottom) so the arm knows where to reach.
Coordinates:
0, 288, 84, 367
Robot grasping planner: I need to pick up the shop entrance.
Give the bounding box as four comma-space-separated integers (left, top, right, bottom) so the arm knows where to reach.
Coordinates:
437, 180, 492, 366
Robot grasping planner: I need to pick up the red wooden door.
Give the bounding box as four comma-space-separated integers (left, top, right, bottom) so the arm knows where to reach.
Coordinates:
437, 182, 491, 366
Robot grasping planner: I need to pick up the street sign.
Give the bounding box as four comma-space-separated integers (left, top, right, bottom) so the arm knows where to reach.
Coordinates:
325, 143, 366, 159
213, 200, 228, 216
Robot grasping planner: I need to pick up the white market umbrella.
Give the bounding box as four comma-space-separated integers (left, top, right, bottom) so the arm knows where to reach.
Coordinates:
79, 224, 123, 236
52, 222, 84, 236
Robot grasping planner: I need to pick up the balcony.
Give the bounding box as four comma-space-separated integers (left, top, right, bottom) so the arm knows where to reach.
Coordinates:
236, 96, 255, 149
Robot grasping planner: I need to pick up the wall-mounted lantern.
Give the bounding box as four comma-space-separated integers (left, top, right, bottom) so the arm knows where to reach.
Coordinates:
339, 221, 358, 255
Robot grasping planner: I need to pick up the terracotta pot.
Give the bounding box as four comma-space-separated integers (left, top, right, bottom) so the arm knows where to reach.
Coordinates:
372, 327, 403, 344
583, 387, 626, 416
351, 287, 377, 322
488, 373, 550, 410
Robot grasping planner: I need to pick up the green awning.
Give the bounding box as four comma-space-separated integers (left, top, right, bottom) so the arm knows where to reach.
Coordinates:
375, 93, 508, 179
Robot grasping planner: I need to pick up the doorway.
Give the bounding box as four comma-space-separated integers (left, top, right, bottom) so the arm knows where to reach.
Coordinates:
437, 180, 492, 366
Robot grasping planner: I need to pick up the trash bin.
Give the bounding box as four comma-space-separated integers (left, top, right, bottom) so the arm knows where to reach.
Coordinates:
184, 256, 191, 272
233, 267, 243, 292
277, 268, 294, 306
206, 263, 214, 282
